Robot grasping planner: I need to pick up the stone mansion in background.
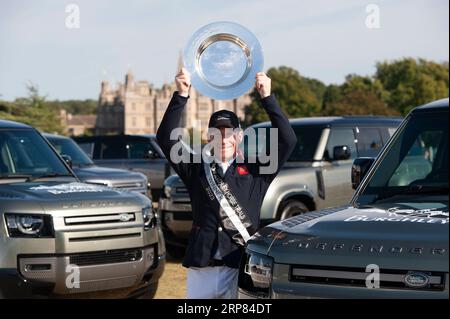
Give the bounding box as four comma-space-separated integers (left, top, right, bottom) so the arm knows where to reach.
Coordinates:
95, 59, 251, 136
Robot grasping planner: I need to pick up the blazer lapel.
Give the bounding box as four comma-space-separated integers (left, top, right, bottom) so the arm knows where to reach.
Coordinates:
224, 159, 238, 180
198, 163, 222, 211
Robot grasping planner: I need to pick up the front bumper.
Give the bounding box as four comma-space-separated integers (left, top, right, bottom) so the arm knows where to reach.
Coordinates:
0, 246, 165, 298
238, 263, 449, 299
158, 197, 192, 242
239, 284, 450, 299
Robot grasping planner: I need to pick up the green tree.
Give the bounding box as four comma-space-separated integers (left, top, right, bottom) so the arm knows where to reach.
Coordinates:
244, 66, 324, 126
47, 99, 97, 115
322, 74, 398, 116
375, 58, 449, 115
324, 90, 400, 116
0, 84, 64, 134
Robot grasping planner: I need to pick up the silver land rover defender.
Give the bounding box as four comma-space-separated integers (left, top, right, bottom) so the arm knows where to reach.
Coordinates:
0, 120, 165, 298
238, 98, 449, 299
43, 133, 151, 199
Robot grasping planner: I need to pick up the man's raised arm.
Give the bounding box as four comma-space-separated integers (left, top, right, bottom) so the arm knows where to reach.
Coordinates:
255, 73, 297, 179
156, 69, 193, 183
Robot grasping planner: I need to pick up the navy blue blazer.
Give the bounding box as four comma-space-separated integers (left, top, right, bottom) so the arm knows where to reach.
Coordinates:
156, 92, 297, 268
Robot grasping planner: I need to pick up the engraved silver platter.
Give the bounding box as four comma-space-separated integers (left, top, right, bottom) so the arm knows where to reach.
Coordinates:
183, 21, 264, 100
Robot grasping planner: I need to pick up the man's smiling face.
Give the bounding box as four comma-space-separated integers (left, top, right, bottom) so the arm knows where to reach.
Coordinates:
208, 127, 243, 162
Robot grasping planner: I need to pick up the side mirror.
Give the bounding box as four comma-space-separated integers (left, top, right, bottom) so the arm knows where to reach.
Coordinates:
61, 155, 73, 169
351, 157, 375, 190
333, 145, 351, 161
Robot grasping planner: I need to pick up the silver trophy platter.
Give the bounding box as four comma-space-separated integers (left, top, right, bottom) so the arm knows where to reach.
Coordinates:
184, 21, 264, 100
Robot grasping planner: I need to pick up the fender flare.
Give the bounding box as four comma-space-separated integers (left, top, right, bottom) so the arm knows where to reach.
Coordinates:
261, 187, 316, 220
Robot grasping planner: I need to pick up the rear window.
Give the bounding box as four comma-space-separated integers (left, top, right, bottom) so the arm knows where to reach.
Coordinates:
98, 137, 157, 160
100, 139, 128, 159
243, 125, 323, 162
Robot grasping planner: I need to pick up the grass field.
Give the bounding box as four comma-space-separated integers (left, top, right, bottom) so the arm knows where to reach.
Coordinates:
154, 252, 187, 299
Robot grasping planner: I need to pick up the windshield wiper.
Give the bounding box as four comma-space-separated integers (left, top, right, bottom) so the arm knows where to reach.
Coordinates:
372, 184, 449, 203
28, 173, 74, 182
403, 184, 449, 195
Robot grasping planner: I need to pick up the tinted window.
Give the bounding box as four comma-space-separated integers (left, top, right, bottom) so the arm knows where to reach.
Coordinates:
96, 137, 158, 160
48, 137, 93, 166
289, 126, 323, 161
78, 142, 94, 157
127, 139, 157, 159
356, 127, 383, 157
0, 130, 69, 176
388, 130, 443, 186
324, 128, 357, 160
243, 126, 323, 162
380, 127, 397, 144
100, 139, 127, 159
359, 111, 448, 204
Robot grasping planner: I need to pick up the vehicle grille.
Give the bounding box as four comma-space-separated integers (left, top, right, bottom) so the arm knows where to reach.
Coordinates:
290, 265, 446, 291
69, 248, 143, 266
111, 181, 145, 190
64, 213, 136, 226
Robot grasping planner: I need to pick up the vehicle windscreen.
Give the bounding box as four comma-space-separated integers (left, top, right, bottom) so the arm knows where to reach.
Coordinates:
357, 110, 449, 205
48, 137, 94, 167
0, 129, 70, 178
244, 125, 323, 162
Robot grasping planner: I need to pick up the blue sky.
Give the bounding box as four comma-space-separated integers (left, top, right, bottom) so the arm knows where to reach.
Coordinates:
0, 0, 448, 100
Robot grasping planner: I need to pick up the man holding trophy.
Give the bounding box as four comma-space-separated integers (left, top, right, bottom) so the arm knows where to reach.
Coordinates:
157, 21, 296, 298
156, 68, 296, 298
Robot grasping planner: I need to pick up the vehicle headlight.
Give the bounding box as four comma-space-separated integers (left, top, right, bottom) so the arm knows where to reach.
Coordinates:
244, 252, 273, 289
142, 206, 156, 230
164, 185, 172, 198
5, 214, 54, 238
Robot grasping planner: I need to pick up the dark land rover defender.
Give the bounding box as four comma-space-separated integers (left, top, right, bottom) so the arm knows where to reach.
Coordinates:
238, 98, 449, 299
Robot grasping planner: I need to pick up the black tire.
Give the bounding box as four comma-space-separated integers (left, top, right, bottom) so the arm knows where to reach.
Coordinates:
278, 200, 309, 220
139, 282, 159, 299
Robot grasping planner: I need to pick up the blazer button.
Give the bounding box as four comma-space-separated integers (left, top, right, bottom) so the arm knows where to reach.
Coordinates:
218, 227, 223, 232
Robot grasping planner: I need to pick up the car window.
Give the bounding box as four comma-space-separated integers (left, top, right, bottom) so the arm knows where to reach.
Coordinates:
388, 130, 443, 186
0, 130, 69, 176
100, 139, 127, 159
356, 127, 383, 157
324, 128, 357, 160
288, 126, 323, 161
379, 127, 397, 144
49, 137, 93, 166
242, 126, 323, 162
360, 110, 448, 204
127, 139, 157, 159
150, 140, 165, 158
78, 142, 94, 158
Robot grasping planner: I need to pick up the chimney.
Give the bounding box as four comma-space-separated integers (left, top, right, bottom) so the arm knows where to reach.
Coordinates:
125, 69, 134, 88
101, 80, 109, 94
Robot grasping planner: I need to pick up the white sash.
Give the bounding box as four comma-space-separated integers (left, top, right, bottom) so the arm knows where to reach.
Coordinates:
203, 163, 251, 243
